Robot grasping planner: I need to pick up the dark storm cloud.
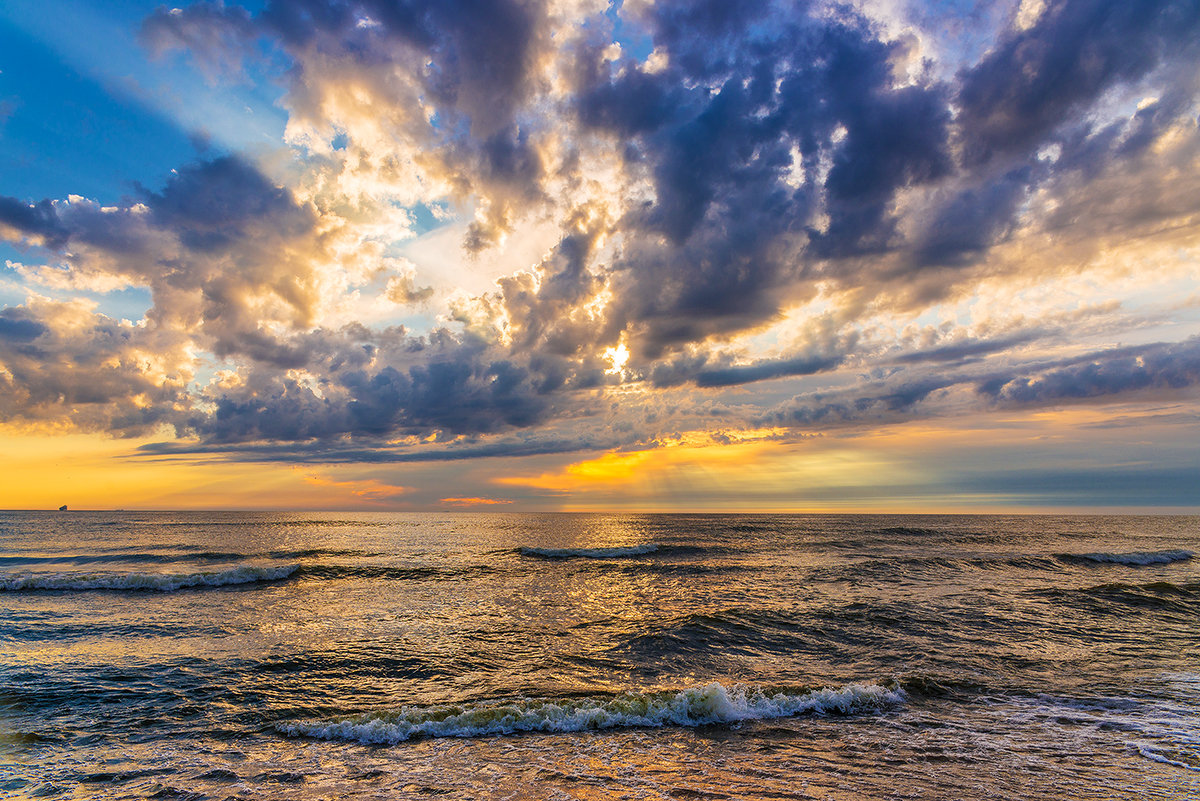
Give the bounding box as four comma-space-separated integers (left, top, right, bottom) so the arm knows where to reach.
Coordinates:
648, 344, 849, 389
978, 337, 1200, 404
910, 166, 1034, 268
890, 331, 1043, 365
258, 0, 543, 134
0, 196, 69, 249
0, 309, 47, 343
137, 431, 619, 463
760, 370, 961, 429
574, 3, 954, 355
186, 325, 573, 444
146, 156, 315, 252
766, 337, 1200, 431
341, 357, 551, 435
956, 0, 1200, 165
815, 84, 953, 256
4, 156, 313, 261
694, 354, 844, 388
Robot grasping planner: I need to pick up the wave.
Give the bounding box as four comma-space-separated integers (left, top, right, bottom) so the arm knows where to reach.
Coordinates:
280, 681, 903, 745
0, 551, 251, 566
0, 548, 377, 568
1035, 580, 1200, 614
866, 526, 946, 538
806, 554, 1062, 582
1136, 744, 1200, 772
299, 564, 496, 581
266, 548, 380, 559
0, 564, 298, 592
517, 544, 659, 559
1058, 550, 1194, 566
128, 518, 387, 528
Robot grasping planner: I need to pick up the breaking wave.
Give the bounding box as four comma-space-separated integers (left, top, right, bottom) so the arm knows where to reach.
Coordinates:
0, 564, 299, 592
518, 544, 660, 559
1059, 550, 1193, 566
281, 681, 903, 744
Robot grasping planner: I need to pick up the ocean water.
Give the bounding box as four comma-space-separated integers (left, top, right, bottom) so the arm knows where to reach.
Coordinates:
1, 512, 1198, 800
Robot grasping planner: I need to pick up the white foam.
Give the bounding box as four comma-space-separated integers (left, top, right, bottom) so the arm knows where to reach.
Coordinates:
1073, 550, 1193, 566
518, 544, 659, 559
282, 681, 903, 745
0, 564, 298, 592
1135, 744, 1200, 772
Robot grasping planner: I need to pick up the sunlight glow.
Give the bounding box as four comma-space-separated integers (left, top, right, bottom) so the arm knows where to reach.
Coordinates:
604, 342, 630, 375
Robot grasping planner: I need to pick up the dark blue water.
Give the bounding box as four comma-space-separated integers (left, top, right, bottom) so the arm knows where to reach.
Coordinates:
2, 512, 1198, 799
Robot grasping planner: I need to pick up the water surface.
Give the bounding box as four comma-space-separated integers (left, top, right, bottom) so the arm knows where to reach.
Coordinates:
2, 512, 1198, 799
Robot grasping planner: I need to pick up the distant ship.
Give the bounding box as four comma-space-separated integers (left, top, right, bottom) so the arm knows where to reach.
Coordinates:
58, 504, 68, 511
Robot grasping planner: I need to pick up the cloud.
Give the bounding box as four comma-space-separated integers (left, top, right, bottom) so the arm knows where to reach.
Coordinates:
956, 0, 1200, 165
0, 197, 70, 249
2, 155, 363, 370
890, 331, 1044, 365
574, 5, 955, 354
302, 471, 411, 502
0, 309, 47, 343
766, 336, 1200, 431
0, 298, 193, 435
147, 156, 315, 252
137, 430, 624, 463
909, 166, 1034, 268
263, 0, 543, 134
141, 1, 259, 81
692, 354, 847, 388
2, 0, 1198, 479
979, 337, 1200, 405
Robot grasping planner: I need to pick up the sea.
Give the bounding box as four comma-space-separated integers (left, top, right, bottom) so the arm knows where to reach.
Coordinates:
1, 511, 1198, 800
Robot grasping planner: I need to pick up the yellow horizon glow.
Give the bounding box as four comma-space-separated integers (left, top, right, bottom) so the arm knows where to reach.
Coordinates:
440, 496, 514, 506
0, 427, 410, 510
1, 401, 1196, 513
492, 429, 918, 506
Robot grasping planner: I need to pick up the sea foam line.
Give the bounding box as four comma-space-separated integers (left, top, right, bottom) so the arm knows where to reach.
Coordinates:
0, 564, 299, 592
517, 544, 659, 559
281, 681, 904, 745
1064, 550, 1194, 566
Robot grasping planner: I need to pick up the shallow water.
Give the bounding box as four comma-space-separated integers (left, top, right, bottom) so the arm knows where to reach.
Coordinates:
1, 512, 1198, 799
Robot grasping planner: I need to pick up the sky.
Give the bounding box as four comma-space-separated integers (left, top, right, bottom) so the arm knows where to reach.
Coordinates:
0, 0, 1198, 512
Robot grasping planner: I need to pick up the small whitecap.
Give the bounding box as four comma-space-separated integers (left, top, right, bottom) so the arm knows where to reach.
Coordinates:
1066, 550, 1193, 566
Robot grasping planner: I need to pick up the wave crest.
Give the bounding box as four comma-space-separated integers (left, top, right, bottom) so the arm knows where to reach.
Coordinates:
0, 564, 298, 592
1060, 550, 1193, 566
281, 681, 903, 744
517, 544, 659, 559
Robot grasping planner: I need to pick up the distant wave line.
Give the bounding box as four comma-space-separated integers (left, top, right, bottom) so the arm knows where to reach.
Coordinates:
517, 544, 660, 559
0, 564, 299, 592
1058, 550, 1193, 566
0, 548, 380, 568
